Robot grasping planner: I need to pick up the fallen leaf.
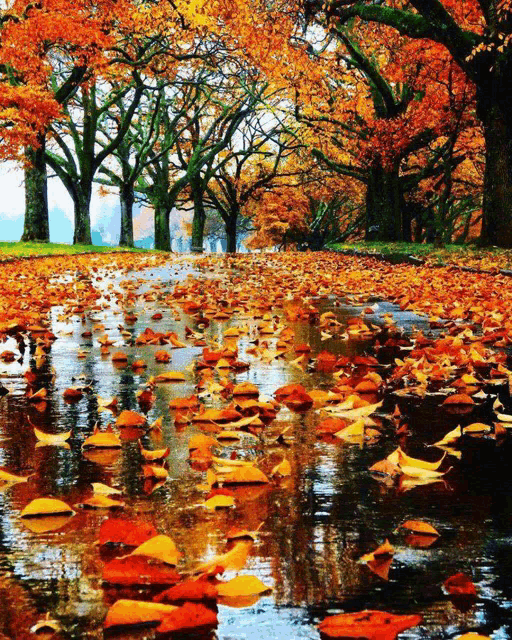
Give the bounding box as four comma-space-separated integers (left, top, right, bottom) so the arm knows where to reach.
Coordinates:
216, 575, 271, 597
99, 517, 157, 547
318, 610, 422, 639
130, 535, 182, 566
103, 555, 181, 585
20, 497, 75, 518
156, 602, 217, 634
104, 600, 179, 628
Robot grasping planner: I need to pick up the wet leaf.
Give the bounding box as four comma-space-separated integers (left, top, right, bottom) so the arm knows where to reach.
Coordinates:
318, 610, 422, 639
202, 494, 235, 510
398, 520, 440, 536
78, 495, 125, 509
82, 425, 121, 449
0, 468, 31, 484
102, 555, 182, 585
216, 575, 271, 597
104, 599, 178, 628
130, 535, 182, 566
156, 602, 218, 634
116, 409, 147, 428
99, 517, 157, 547
20, 498, 75, 518
443, 573, 477, 596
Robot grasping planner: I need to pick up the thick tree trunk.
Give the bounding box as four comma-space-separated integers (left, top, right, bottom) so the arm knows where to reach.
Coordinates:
154, 204, 171, 251
365, 162, 404, 241
191, 189, 206, 253
21, 134, 49, 242
73, 189, 92, 245
225, 212, 238, 253
479, 93, 512, 247
119, 184, 134, 247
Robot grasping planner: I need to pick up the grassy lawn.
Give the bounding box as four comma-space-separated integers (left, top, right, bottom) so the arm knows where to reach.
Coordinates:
331, 241, 512, 269
0, 242, 158, 259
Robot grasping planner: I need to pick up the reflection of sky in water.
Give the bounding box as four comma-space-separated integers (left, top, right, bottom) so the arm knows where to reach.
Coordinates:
0, 259, 510, 638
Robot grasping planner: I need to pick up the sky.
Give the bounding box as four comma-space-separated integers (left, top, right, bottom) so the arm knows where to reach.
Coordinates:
0, 163, 125, 244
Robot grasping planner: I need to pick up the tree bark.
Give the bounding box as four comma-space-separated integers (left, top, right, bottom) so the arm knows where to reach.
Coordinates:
365, 162, 404, 241
21, 134, 49, 242
73, 188, 92, 245
225, 211, 238, 253
154, 204, 171, 251
479, 89, 512, 247
191, 188, 206, 253
119, 183, 134, 247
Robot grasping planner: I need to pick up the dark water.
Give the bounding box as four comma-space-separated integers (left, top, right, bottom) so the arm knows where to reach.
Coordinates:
0, 258, 511, 640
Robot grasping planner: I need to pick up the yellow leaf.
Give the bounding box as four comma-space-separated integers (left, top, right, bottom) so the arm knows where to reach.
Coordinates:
34, 427, 71, 445
271, 458, 291, 477
79, 495, 125, 509
400, 465, 446, 479
216, 575, 272, 597
388, 447, 445, 470
130, 535, 182, 566
153, 371, 186, 382
220, 466, 269, 485
0, 468, 30, 484
195, 540, 252, 573
433, 426, 462, 447
104, 600, 178, 629
20, 498, 75, 518
92, 483, 122, 495
203, 494, 235, 510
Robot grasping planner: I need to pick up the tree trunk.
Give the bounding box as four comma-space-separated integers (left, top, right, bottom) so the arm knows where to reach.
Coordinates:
21, 134, 49, 242
365, 162, 404, 241
191, 189, 206, 253
73, 189, 92, 245
119, 183, 134, 247
479, 91, 512, 247
154, 204, 171, 251
225, 212, 238, 253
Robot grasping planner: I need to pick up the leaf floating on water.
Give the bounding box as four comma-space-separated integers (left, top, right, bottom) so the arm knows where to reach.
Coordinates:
82, 425, 121, 449
92, 482, 122, 496
155, 576, 219, 603
433, 426, 462, 447
359, 539, 394, 564
194, 541, 252, 574
130, 535, 182, 566
20, 498, 75, 518
398, 520, 440, 536
34, 426, 72, 446
103, 555, 181, 586
270, 457, 291, 477
220, 466, 269, 485
443, 573, 477, 596
153, 371, 186, 382
0, 468, 31, 484
318, 610, 422, 639
216, 575, 272, 597
156, 602, 218, 634
116, 409, 147, 428
202, 494, 235, 510
104, 599, 178, 629
99, 517, 157, 547
78, 495, 125, 510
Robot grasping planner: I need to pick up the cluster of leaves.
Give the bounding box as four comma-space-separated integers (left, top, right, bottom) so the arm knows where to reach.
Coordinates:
1, 251, 511, 636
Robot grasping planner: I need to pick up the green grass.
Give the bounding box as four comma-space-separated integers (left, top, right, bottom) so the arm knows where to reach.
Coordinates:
0, 242, 158, 259
330, 241, 512, 265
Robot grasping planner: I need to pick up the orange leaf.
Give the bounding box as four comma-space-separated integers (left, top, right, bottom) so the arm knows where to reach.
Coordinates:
318, 610, 422, 639
156, 602, 218, 634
